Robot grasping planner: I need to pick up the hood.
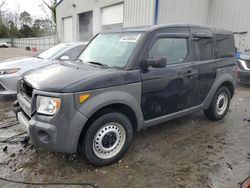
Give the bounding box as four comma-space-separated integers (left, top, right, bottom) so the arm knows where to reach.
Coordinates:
0, 57, 45, 69
23, 61, 140, 93
0, 57, 52, 76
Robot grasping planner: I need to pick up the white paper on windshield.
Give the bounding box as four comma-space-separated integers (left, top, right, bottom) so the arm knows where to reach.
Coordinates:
120, 34, 141, 43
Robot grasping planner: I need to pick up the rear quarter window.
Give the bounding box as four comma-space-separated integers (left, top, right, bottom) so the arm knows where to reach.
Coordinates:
216, 34, 235, 59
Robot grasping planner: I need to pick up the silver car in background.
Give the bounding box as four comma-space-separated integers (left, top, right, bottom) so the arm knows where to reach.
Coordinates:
0, 42, 87, 95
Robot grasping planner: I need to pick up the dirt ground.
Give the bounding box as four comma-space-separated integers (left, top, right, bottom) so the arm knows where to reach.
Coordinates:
0, 48, 38, 61
0, 48, 250, 188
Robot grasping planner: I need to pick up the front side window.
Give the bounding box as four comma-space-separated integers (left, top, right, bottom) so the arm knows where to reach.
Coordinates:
193, 37, 213, 61
78, 32, 144, 68
148, 38, 188, 65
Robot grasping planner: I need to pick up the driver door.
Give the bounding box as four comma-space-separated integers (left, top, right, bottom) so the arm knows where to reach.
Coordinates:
141, 27, 199, 121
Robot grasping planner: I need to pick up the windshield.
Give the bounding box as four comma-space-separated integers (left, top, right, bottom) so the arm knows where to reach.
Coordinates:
38, 43, 70, 59
78, 32, 144, 68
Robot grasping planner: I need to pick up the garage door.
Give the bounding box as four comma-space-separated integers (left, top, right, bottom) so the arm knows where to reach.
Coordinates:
102, 3, 123, 30
63, 17, 73, 42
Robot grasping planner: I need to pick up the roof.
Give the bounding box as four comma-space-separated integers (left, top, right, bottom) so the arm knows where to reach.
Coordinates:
101, 24, 234, 35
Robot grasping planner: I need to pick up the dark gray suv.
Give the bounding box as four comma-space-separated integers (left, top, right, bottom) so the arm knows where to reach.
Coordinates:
15, 24, 237, 166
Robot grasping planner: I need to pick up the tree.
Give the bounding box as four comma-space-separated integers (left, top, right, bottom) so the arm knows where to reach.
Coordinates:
8, 20, 21, 38
19, 24, 32, 37
19, 11, 32, 26
31, 19, 42, 37
44, 0, 56, 24
0, 6, 56, 38
0, 0, 5, 13
0, 22, 8, 37
31, 19, 55, 36
0, 0, 5, 9
0, 0, 6, 23
41, 0, 56, 26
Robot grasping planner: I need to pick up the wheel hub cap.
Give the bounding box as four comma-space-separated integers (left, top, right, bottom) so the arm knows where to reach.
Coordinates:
102, 132, 117, 148
93, 123, 126, 159
215, 92, 228, 115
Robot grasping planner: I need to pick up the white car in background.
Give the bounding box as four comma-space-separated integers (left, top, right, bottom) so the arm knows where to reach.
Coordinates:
0, 42, 87, 95
0, 41, 11, 48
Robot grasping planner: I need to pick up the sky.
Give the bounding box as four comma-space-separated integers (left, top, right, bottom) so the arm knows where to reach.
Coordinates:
2, 0, 52, 19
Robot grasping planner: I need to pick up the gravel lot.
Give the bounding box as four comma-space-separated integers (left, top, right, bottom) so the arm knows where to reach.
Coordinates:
0, 48, 38, 61
0, 48, 250, 188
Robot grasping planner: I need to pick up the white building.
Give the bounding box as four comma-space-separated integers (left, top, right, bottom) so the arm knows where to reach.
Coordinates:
56, 0, 250, 51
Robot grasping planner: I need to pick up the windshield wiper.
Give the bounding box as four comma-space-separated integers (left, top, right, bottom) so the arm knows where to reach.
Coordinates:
76, 59, 109, 68
87, 61, 109, 68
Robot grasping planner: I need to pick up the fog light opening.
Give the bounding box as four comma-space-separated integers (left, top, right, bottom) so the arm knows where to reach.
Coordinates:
37, 130, 50, 143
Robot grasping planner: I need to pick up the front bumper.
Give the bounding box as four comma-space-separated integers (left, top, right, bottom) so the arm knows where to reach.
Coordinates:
16, 91, 89, 153
238, 70, 250, 84
17, 111, 59, 151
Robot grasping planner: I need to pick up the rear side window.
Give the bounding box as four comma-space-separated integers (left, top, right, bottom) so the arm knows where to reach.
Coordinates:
148, 38, 188, 65
193, 37, 213, 61
216, 35, 235, 58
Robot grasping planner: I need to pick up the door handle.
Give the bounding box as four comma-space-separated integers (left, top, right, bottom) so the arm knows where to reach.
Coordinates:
184, 70, 198, 78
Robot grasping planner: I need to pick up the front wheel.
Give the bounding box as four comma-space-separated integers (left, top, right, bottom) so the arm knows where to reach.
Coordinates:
81, 112, 133, 166
204, 86, 231, 121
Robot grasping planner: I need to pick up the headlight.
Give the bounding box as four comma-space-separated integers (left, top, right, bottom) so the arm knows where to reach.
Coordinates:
0, 68, 20, 75
36, 96, 61, 115
238, 59, 249, 70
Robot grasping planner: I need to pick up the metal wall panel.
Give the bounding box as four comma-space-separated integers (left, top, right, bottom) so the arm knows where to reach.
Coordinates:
56, 0, 99, 42
63, 17, 73, 42
102, 3, 124, 25
123, 0, 154, 27
56, 0, 154, 41
208, 0, 250, 51
208, 0, 250, 31
56, 0, 250, 50
158, 0, 210, 24
98, 0, 124, 7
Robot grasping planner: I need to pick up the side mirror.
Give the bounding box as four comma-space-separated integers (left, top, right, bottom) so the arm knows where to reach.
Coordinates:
60, 55, 70, 61
145, 57, 167, 68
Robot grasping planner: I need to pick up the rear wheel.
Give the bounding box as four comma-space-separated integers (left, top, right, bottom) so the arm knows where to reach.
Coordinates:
204, 86, 231, 121
81, 112, 133, 166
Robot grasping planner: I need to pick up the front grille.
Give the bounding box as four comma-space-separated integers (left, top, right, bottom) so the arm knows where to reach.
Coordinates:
20, 80, 33, 98
245, 60, 250, 69
0, 83, 5, 91
21, 108, 31, 120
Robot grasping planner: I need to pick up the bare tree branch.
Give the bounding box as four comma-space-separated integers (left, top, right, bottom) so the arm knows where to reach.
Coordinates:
0, 0, 6, 20
42, 0, 50, 9
0, 0, 6, 9
41, 0, 56, 25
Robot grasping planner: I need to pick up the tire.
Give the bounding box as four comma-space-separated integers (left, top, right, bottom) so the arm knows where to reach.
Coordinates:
81, 112, 133, 166
204, 86, 231, 121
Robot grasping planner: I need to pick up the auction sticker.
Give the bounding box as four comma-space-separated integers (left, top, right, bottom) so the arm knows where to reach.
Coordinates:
120, 34, 141, 43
